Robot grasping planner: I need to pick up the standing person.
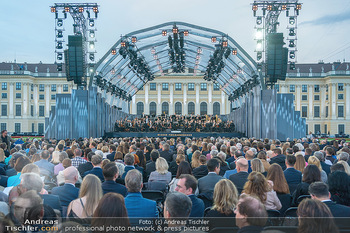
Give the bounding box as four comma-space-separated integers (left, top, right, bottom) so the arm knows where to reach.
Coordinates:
0, 130, 12, 152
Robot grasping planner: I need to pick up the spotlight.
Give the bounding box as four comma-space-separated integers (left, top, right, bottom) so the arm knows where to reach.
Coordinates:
93, 6, 98, 13
57, 63, 63, 72
232, 48, 237, 55
255, 28, 263, 39
289, 51, 295, 59
289, 28, 296, 36
56, 30, 63, 38
257, 52, 262, 61
89, 41, 95, 50
131, 36, 137, 43
267, 5, 272, 11
51, 7, 56, 13
111, 49, 116, 55
282, 5, 287, 10
162, 30, 167, 36
89, 53, 95, 61
252, 4, 258, 11
89, 30, 95, 38
256, 16, 262, 25
289, 40, 295, 47
64, 7, 70, 12
289, 17, 295, 25
172, 26, 178, 34
56, 41, 63, 49
184, 30, 189, 36
89, 19, 94, 27
257, 64, 262, 72
222, 41, 228, 47
57, 19, 63, 27
211, 36, 217, 43
89, 66, 94, 73
79, 7, 84, 13
57, 53, 63, 60
296, 4, 302, 10
290, 62, 296, 70
121, 41, 126, 47
256, 40, 263, 51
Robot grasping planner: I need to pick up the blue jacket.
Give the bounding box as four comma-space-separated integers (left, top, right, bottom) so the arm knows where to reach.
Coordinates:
122, 166, 144, 179
124, 192, 159, 218
51, 183, 79, 207
284, 167, 302, 184
40, 194, 62, 213
83, 167, 104, 182
102, 180, 127, 197
189, 194, 205, 217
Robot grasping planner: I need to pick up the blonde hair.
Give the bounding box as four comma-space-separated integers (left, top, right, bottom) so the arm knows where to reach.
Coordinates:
51, 151, 61, 164
22, 163, 40, 174
101, 146, 109, 153
58, 140, 65, 146
212, 179, 238, 215
308, 156, 322, 171
338, 161, 350, 175
191, 150, 201, 169
79, 174, 103, 216
251, 158, 265, 173
0, 148, 5, 162
155, 157, 169, 174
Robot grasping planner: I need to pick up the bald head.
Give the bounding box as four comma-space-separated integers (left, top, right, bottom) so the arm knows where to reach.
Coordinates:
245, 150, 255, 160
63, 166, 79, 184
236, 158, 248, 172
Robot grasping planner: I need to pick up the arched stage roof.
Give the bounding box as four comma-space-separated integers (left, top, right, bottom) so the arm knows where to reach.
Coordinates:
93, 21, 260, 101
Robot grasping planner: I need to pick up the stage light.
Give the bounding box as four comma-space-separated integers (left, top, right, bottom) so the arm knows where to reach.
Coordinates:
121, 41, 126, 47
172, 27, 178, 34
93, 6, 98, 13
131, 36, 137, 43
232, 48, 237, 55
153, 55, 158, 59
290, 62, 296, 70
64, 7, 70, 12
111, 49, 116, 55
252, 4, 258, 11
257, 51, 262, 61
89, 41, 95, 50
89, 30, 95, 38
57, 63, 63, 72
57, 53, 63, 60
211, 36, 217, 43
89, 19, 94, 27
256, 16, 262, 25
289, 40, 295, 47
222, 41, 228, 47
289, 28, 296, 36
257, 64, 262, 72
289, 51, 295, 59
89, 53, 95, 61
197, 47, 202, 53
162, 30, 167, 36
196, 55, 201, 60
289, 17, 295, 25
89, 66, 94, 73
56, 41, 63, 49
184, 30, 189, 36
151, 48, 156, 54
51, 7, 56, 13
79, 7, 84, 13
56, 30, 63, 38
256, 40, 263, 51
296, 4, 301, 10
57, 19, 63, 27
267, 5, 272, 11
255, 28, 263, 39
282, 5, 287, 10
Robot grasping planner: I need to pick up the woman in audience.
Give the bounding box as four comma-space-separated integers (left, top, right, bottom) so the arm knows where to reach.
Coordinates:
308, 156, 327, 183
292, 164, 321, 206
148, 157, 172, 184
30, 153, 41, 163
169, 153, 185, 176
91, 193, 130, 232
251, 158, 267, 176
101, 146, 109, 159
136, 149, 146, 170
169, 161, 192, 192
7, 156, 31, 187
267, 164, 290, 194
243, 171, 282, 211
297, 198, 339, 233
328, 171, 350, 206
51, 151, 61, 166
54, 151, 68, 175
295, 153, 306, 173
67, 174, 103, 220
144, 145, 152, 162
201, 142, 210, 156
257, 151, 270, 172
101, 159, 110, 169
190, 150, 201, 169
337, 160, 350, 175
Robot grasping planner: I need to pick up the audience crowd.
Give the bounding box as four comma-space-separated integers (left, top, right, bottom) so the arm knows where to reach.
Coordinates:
0, 129, 349, 233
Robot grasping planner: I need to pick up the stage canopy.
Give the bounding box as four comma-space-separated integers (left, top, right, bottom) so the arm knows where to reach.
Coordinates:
93, 21, 260, 101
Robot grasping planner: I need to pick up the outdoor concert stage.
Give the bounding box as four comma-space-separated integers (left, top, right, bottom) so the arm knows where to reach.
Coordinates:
104, 131, 243, 139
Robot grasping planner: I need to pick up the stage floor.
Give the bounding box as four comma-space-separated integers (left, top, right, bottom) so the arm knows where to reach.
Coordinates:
105, 131, 243, 138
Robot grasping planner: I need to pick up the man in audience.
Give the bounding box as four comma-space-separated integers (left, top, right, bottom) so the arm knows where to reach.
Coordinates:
309, 182, 350, 217
146, 149, 159, 177
229, 158, 249, 194
245, 150, 255, 173
102, 162, 127, 196
83, 154, 104, 182
124, 169, 158, 225
314, 151, 331, 175
229, 150, 242, 170
71, 148, 86, 168
78, 151, 94, 177
198, 158, 223, 195
330, 163, 345, 173
192, 155, 208, 179
325, 147, 336, 165
284, 154, 302, 194
34, 150, 54, 178
106, 145, 117, 161
89, 142, 97, 152
160, 143, 173, 163
122, 153, 144, 179
129, 145, 137, 155
226, 146, 237, 164
269, 148, 286, 170
175, 174, 205, 217
304, 148, 313, 162
11, 190, 43, 225
234, 194, 268, 233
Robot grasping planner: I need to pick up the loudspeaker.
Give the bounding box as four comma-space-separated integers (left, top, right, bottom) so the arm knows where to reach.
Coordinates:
266, 33, 288, 82
65, 35, 85, 85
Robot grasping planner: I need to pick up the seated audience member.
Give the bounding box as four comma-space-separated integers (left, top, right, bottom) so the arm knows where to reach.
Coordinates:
54, 151, 68, 175
160, 143, 173, 163
330, 163, 345, 173
234, 194, 268, 233
122, 153, 144, 179
175, 174, 204, 217
51, 150, 61, 165
309, 182, 350, 217
267, 164, 290, 194
191, 150, 201, 170
269, 148, 286, 170
243, 171, 282, 211
146, 149, 159, 178
295, 153, 307, 173
71, 149, 86, 168
57, 159, 74, 185
106, 145, 117, 161
292, 164, 321, 206
328, 171, 350, 206
169, 153, 185, 176
7, 156, 31, 187
229, 158, 249, 194
51, 166, 80, 208
308, 156, 328, 183
205, 179, 238, 231
34, 150, 55, 179
338, 160, 350, 175
67, 174, 103, 220
325, 147, 336, 165
216, 152, 230, 176
297, 198, 339, 233
83, 155, 104, 182
124, 169, 158, 225
284, 154, 302, 194
10, 190, 43, 226
314, 151, 331, 175
169, 161, 192, 192
78, 152, 94, 177
251, 158, 266, 176
91, 193, 130, 233
101, 162, 127, 196
192, 155, 208, 179
198, 158, 223, 195
148, 157, 172, 184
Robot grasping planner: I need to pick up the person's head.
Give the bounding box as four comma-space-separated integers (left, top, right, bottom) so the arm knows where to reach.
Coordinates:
297, 199, 338, 233
21, 163, 40, 175
243, 172, 270, 203
57, 144, 64, 151
257, 151, 267, 161
302, 164, 321, 184
267, 164, 290, 194
295, 153, 306, 173
207, 158, 220, 174
199, 155, 207, 165
20, 172, 44, 193
51, 151, 61, 164
234, 194, 268, 229
236, 158, 249, 172
103, 162, 119, 181
40, 150, 50, 160
245, 150, 255, 160
326, 147, 335, 156
79, 174, 103, 216
14, 156, 31, 173
314, 151, 325, 162
155, 157, 169, 174
74, 148, 82, 158
330, 163, 345, 173
176, 161, 192, 179
285, 154, 296, 167
308, 156, 322, 171
62, 158, 72, 168
63, 166, 79, 184
212, 179, 238, 215
163, 143, 170, 151
251, 158, 265, 173
150, 149, 160, 162
1, 130, 7, 137
175, 174, 197, 195
124, 153, 135, 166
308, 182, 331, 201
164, 192, 192, 222
91, 155, 103, 167
272, 148, 282, 157
175, 153, 185, 165
337, 161, 350, 175
337, 152, 349, 162
13, 190, 43, 225
125, 169, 143, 193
